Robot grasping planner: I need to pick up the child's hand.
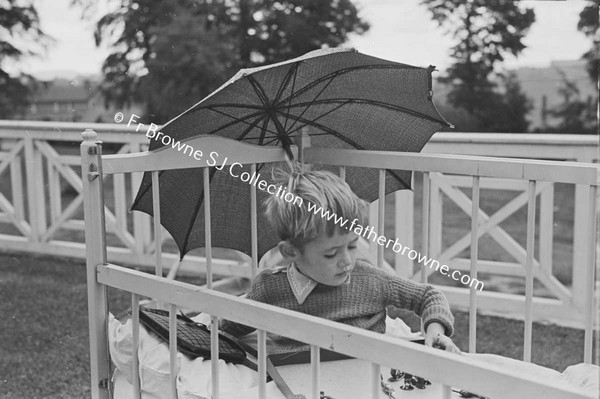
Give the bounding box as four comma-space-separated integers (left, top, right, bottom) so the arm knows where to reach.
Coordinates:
425, 322, 461, 354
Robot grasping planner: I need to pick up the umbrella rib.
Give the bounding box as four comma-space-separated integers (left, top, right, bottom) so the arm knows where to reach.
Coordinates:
272, 113, 412, 189
285, 71, 339, 134
285, 98, 448, 126
206, 107, 280, 138
275, 64, 420, 106
247, 74, 295, 159
283, 100, 350, 135
282, 113, 364, 149
258, 116, 271, 145
247, 75, 272, 108
282, 64, 299, 132
274, 63, 298, 109
236, 113, 271, 142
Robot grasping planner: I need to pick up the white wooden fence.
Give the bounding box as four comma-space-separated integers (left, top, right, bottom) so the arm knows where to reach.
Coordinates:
0, 120, 597, 329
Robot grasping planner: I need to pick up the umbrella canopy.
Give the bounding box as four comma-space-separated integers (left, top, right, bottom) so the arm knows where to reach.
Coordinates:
131, 47, 451, 260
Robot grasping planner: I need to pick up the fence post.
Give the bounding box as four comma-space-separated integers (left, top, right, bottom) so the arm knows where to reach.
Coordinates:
572, 184, 590, 312
23, 136, 40, 242
81, 129, 110, 399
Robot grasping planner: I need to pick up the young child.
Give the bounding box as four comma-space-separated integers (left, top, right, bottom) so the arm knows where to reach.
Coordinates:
220, 162, 460, 354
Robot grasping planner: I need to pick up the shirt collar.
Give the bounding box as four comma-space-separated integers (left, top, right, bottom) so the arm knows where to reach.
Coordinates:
286, 263, 318, 305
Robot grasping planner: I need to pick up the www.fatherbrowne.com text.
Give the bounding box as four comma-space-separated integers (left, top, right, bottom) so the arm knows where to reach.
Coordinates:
122, 112, 484, 291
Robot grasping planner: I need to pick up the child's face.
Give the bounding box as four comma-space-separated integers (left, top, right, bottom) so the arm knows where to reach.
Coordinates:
292, 230, 359, 286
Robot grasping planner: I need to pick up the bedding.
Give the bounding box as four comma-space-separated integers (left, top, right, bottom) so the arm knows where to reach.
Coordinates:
108, 313, 599, 398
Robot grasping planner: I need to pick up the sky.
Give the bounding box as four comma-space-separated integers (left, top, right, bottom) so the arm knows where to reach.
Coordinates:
13, 0, 594, 80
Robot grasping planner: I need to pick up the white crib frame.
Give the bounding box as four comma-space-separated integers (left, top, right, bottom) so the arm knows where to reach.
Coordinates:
81, 129, 598, 399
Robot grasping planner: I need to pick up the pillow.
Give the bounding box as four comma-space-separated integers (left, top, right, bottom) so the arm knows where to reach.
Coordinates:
108, 312, 285, 399
108, 313, 174, 399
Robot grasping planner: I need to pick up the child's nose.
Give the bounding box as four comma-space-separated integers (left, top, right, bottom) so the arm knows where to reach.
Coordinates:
338, 250, 352, 269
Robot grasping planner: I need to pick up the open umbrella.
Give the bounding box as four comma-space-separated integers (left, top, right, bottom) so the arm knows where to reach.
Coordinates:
131, 47, 451, 259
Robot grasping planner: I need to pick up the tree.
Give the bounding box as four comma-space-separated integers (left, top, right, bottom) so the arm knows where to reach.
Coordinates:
420, 0, 535, 132
544, 69, 596, 134
577, 0, 599, 82
0, 1, 47, 118
435, 73, 532, 133
86, 0, 369, 122
478, 72, 532, 133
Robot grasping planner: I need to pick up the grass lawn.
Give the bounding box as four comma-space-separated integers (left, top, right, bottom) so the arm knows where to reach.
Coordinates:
1, 251, 597, 398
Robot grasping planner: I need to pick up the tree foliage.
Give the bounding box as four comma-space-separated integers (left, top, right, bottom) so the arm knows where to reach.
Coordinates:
543, 69, 596, 134
87, 0, 369, 122
577, 0, 599, 83
420, 0, 535, 132
0, 0, 47, 118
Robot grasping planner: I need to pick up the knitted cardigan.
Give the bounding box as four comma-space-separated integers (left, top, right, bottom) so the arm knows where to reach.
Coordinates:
220, 259, 454, 354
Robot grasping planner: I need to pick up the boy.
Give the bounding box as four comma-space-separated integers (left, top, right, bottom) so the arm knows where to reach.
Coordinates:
220, 162, 459, 354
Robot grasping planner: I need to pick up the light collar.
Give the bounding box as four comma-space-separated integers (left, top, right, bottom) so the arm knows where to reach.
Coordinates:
286, 263, 318, 305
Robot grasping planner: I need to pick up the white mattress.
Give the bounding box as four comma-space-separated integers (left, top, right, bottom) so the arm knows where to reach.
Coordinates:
108, 313, 599, 399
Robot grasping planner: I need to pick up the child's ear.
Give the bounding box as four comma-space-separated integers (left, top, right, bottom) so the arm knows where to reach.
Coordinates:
278, 241, 298, 261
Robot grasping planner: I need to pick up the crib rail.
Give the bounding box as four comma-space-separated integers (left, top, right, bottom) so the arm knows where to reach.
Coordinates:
81, 130, 598, 399
98, 262, 594, 399
304, 146, 598, 365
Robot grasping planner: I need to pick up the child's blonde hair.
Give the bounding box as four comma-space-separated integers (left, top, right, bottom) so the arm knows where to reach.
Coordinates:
264, 161, 368, 250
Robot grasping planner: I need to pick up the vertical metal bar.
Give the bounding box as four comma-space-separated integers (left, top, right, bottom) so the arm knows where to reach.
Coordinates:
421, 172, 430, 284
204, 167, 213, 288
539, 184, 554, 273
442, 384, 452, 399
371, 364, 380, 399
369, 202, 378, 259
168, 304, 177, 399
251, 163, 258, 280
339, 165, 346, 180
584, 184, 597, 363
524, 180, 536, 362
394, 190, 413, 278
151, 171, 162, 278
129, 142, 147, 254
131, 171, 146, 255
310, 345, 320, 399
429, 173, 443, 260
257, 330, 267, 399
469, 176, 480, 354
211, 315, 220, 399
114, 173, 127, 231
94, 142, 108, 264
378, 169, 385, 269
203, 166, 219, 397
572, 184, 590, 311
131, 293, 141, 399
80, 130, 110, 399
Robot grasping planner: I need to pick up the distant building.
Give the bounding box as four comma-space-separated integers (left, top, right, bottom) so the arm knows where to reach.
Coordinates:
510, 60, 595, 131
22, 78, 143, 123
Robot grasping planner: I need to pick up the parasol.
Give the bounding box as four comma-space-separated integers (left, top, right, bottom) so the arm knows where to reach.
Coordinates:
131, 47, 451, 259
